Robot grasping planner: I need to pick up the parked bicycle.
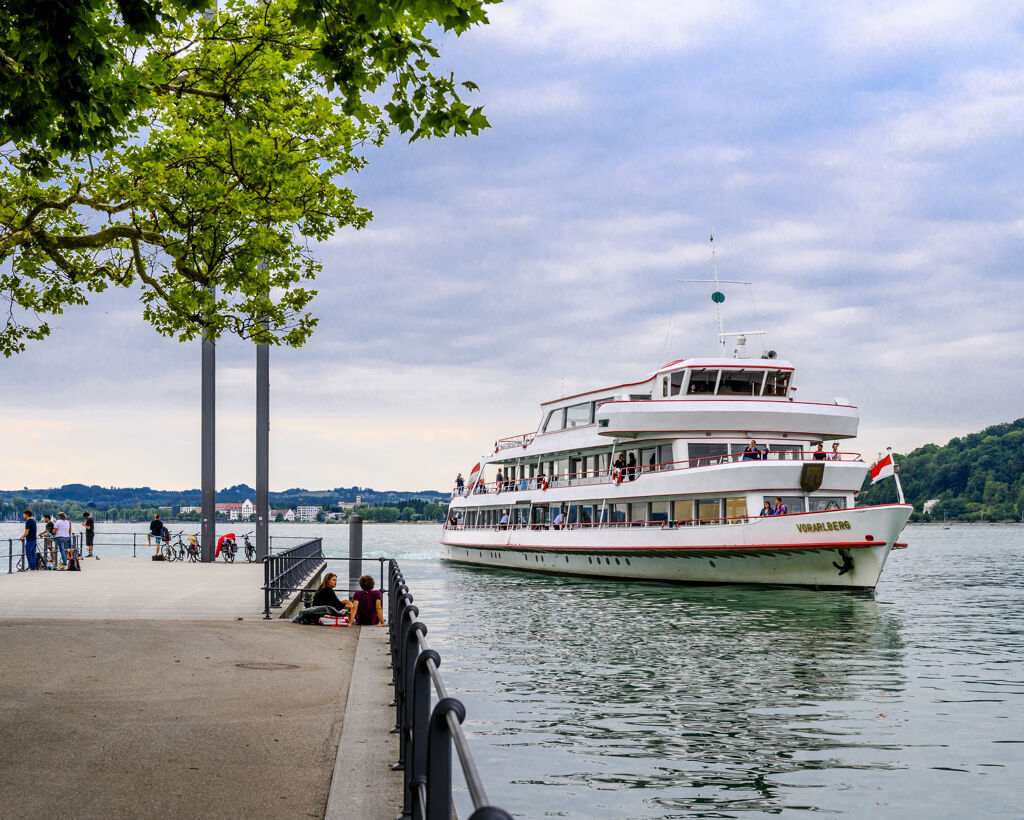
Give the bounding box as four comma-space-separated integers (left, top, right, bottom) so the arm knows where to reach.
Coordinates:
218, 533, 238, 563
241, 532, 256, 563
162, 536, 180, 562
184, 533, 200, 563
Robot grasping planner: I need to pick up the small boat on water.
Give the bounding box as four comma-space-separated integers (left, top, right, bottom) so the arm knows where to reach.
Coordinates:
441, 271, 911, 589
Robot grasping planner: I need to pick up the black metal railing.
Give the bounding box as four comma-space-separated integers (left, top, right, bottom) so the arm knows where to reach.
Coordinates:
388, 560, 511, 820
5, 534, 83, 573
263, 538, 324, 616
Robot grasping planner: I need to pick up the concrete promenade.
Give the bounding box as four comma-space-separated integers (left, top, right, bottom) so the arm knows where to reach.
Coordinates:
0, 559, 401, 819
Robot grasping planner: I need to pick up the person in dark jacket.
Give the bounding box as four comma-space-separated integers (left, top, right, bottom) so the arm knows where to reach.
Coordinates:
295, 573, 354, 625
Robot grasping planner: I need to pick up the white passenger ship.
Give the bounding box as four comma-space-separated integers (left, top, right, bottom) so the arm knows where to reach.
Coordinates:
441, 343, 912, 589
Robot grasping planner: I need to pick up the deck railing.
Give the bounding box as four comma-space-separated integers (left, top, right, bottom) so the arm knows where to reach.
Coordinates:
452, 451, 862, 497
4, 534, 84, 573
262, 538, 324, 616
388, 560, 511, 820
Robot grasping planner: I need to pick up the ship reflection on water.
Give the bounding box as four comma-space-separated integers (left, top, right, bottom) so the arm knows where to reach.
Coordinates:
415, 563, 908, 818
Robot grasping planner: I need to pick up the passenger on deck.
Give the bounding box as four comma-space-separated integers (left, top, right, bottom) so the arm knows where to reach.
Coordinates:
294, 573, 355, 625
772, 497, 788, 515
813, 444, 826, 460
627, 453, 637, 481
552, 508, 564, 530
455, 473, 464, 494
499, 510, 509, 530
353, 575, 386, 627
827, 443, 841, 461
760, 500, 773, 517
742, 440, 761, 460
495, 469, 504, 493
613, 454, 626, 483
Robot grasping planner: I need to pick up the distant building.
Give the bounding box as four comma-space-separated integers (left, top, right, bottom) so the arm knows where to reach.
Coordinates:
923, 499, 940, 514
241, 498, 255, 519
283, 509, 295, 522
295, 505, 321, 522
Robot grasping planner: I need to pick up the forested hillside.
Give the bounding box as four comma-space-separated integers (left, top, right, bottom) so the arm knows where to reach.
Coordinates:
858, 418, 1024, 521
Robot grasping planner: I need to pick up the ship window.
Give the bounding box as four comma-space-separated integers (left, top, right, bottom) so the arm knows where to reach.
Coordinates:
688, 443, 728, 467
767, 444, 803, 461
687, 370, 718, 394
673, 500, 694, 523
581, 505, 594, 526
697, 499, 722, 524
764, 370, 791, 397
670, 371, 686, 396
609, 503, 627, 525
658, 444, 674, 470
724, 497, 748, 523
640, 447, 657, 474
808, 496, 845, 511
717, 370, 765, 396
629, 502, 648, 526
566, 403, 591, 428
651, 501, 670, 525
542, 408, 566, 432
762, 495, 806, 514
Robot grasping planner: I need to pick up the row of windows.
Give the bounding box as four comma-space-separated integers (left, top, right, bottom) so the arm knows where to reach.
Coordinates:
478, 442, 807, 492
451, 495, 846, 529
670, 369, 792, 397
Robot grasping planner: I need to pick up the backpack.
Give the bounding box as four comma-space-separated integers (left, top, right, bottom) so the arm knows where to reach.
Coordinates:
67, 555, 81, 571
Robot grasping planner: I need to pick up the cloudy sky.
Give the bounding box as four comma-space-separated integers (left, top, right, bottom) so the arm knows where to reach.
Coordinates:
3, 0, 1023, 493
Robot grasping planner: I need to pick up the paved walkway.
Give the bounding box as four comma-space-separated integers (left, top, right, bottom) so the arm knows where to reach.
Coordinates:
0, 557, 268, 620
0, 560, 401, 819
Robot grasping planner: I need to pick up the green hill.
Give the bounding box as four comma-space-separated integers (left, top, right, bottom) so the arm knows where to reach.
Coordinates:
858, 418, 1024, 522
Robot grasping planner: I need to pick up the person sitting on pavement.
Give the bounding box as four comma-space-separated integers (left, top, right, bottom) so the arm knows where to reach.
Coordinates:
294, 573, 355, 625
352, 575, 386, 627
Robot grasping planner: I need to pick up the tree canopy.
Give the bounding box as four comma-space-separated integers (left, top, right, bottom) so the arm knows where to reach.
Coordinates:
859, 418, 1024, 521
0, 0, 493, 356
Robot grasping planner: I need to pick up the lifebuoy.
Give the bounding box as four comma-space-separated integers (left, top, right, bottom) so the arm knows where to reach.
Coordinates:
539, 478, 549, 491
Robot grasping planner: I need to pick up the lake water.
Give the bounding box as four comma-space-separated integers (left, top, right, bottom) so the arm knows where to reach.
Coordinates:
3, 521, 1022, 818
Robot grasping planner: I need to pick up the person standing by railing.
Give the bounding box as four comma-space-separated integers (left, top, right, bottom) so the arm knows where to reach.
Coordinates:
82, 511, 96, 559
455, 473, 464, 495
41, 514, 56, 567
826, 442, 841, 461
148, 513, 164, 556
20, 509, 37, 570
54, 512, 72, 568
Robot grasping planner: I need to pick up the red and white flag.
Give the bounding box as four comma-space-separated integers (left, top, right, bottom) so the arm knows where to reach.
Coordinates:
467, 462, 481, 486
870, 453, 895, 484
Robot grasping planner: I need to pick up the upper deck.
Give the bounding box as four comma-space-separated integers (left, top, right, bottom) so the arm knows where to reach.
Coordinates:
513, 356, 856, 447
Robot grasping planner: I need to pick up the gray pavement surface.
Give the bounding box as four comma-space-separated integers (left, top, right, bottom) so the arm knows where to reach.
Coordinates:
0, 557, 267, 620
0, 560, 402, 819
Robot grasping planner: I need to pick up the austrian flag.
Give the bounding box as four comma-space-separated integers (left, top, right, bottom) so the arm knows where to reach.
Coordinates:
869, 453, 895, 484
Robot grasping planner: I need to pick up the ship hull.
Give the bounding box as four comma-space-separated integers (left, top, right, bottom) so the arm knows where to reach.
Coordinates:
440, 504, 911, 589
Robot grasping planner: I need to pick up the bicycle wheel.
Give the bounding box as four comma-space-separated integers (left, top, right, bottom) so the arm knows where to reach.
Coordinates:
224, 548, 235, 564
162, 543, 176, 562
245, 546, 255, 563
187, 547, 199, 563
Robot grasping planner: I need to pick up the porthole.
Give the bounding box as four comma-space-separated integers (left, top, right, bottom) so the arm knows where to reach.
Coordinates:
615, 558, 620, 565
588, 557, 593, 564
565, 556, 569, 563
625, 558, 630, 566
709, 560, 717, 568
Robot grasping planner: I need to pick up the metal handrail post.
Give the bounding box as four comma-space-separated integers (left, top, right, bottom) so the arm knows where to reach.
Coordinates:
263, 555, 272, 619
426, 698, 466, 820
392, 604, 419, 760
390, 594, 414, 724
409, 647, 440, 820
